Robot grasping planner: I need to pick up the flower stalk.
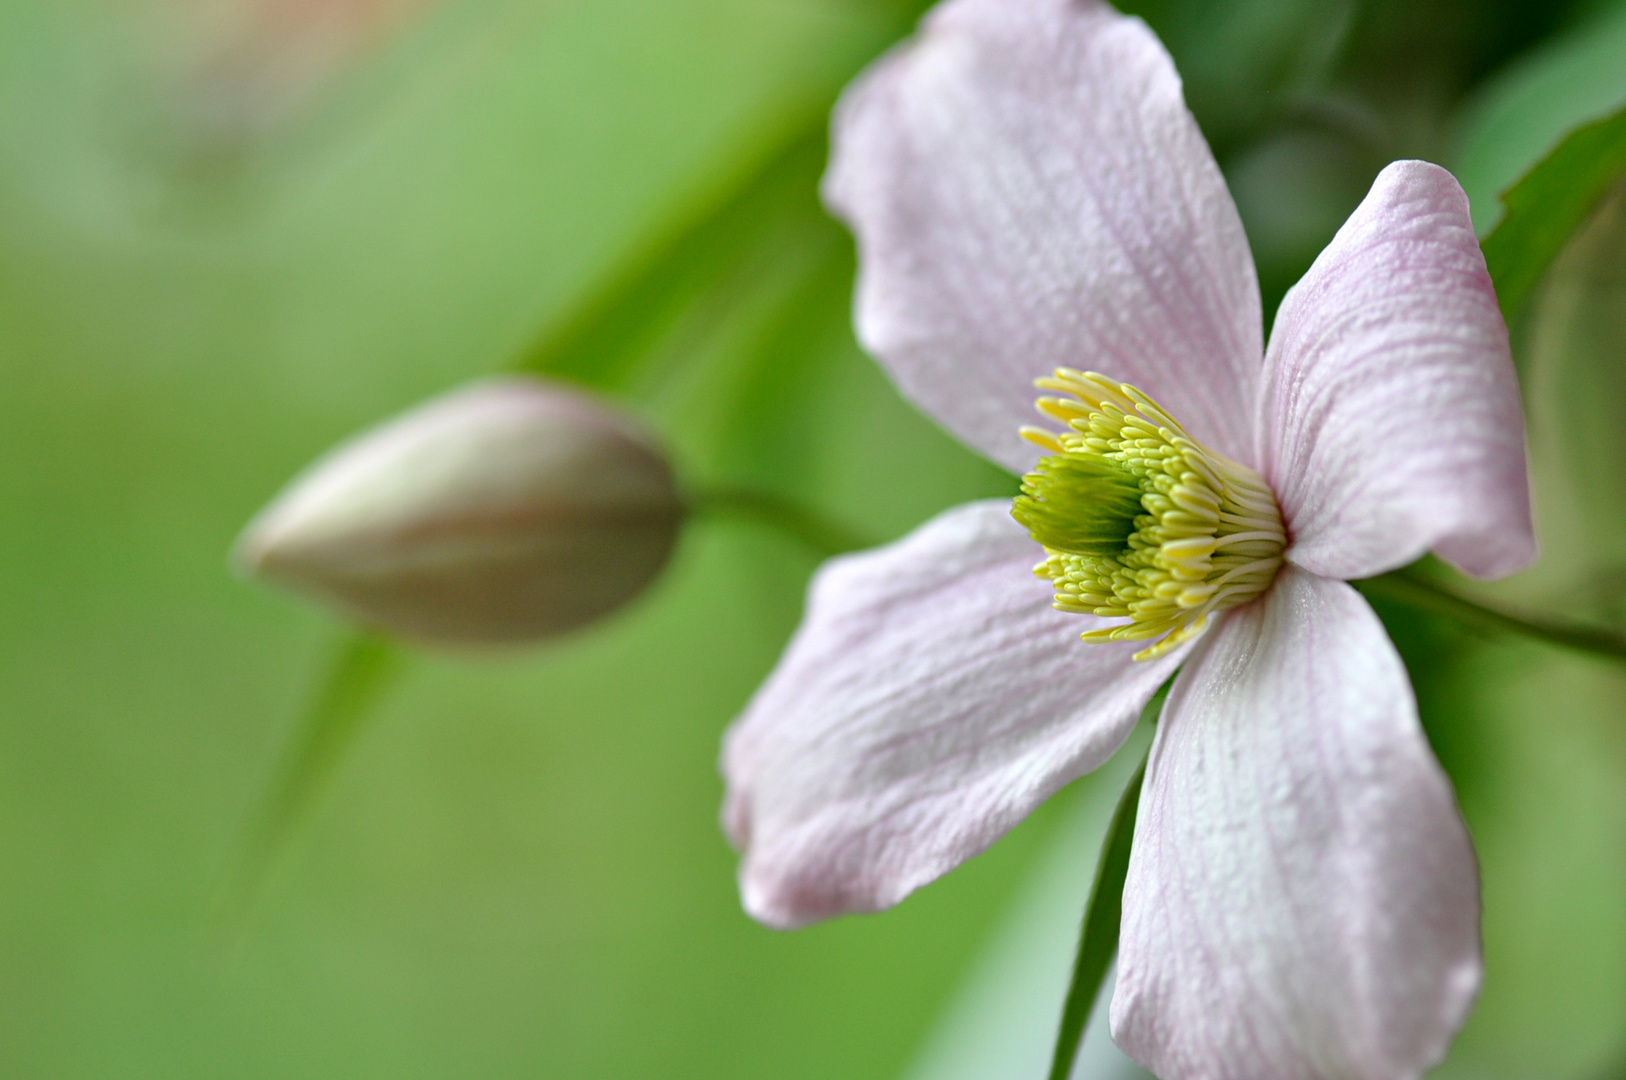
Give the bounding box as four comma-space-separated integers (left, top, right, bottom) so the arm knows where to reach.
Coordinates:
1355, 570, 1626, 665
711, 489, 1626, 668
1048, 748, 1148, 1080
689, 487, 873, 559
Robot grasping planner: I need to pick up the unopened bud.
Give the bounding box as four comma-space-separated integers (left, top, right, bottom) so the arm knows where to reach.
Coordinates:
235, 377, 686, 645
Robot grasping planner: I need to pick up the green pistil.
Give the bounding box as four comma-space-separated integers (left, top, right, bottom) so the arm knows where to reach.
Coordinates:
1012, 369, 1287, 661
1013, 455, 1145, 557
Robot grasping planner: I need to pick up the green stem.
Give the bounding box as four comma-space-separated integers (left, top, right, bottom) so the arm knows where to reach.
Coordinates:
225, 633, 406, 929
1047, 750, 1148, 1080
1357, 570, 1626, 666
689, 487, 874, 558
694, 487, 1626, 668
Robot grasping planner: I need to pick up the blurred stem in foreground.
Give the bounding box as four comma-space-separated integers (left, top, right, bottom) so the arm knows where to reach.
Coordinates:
226, 632, 406, 931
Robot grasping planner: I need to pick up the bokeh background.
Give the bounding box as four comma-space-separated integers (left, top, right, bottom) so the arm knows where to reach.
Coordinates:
2, 0, 1624, 1077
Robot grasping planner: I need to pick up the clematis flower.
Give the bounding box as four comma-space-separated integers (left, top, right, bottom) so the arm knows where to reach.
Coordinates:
719, 1, 1536, 1077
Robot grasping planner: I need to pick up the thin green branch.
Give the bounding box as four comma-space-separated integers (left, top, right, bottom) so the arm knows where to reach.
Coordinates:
1357, 570, 1626, 666
225, 633, 406, 929
689, 488, 1626, 670
1048, 750, 1148, 1080
689, 487, 874, 558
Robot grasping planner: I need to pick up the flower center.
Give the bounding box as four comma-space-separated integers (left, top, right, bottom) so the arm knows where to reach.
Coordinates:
1011, 369, 1285, 661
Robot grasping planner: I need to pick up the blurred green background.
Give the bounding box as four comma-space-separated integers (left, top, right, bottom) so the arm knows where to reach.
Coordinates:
1, 0, 1624, 1077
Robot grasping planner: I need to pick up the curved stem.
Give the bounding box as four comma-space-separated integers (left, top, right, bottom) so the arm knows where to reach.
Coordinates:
689, 487, 1626, 667
1357, 570, 1626, 666
689, 487, 874, 558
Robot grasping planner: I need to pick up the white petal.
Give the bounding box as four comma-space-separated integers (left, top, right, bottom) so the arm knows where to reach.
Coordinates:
1112, 567, 1481, 1080
824, 0, 1263, 472
721, 500, 1188, 929
1264, 160, 1536, 581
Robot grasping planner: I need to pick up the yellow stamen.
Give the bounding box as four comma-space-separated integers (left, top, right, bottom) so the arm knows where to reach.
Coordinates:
1012, 369, 1286, 661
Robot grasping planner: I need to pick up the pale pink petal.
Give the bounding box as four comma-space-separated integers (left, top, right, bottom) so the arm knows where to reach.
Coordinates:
1264, 160, 1535, 581
1112, 567, 1481, 1080
823, 0, 1262, 472
722, 500, 1188, 930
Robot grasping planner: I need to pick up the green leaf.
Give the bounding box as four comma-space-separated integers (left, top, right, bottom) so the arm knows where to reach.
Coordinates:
510, 121, 831, 394
1116, 0, 1358, 154
1453, 3, 1626, 237
228, 632, 405, 923
1496, 175, 1626, 628
502, 0, 938, 401
631, 147, 851, 463
1046, 749, 1148, 1080
1482, 105, 1626, 329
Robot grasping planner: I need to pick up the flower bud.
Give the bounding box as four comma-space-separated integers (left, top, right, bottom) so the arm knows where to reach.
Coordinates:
235, 377, 686, 645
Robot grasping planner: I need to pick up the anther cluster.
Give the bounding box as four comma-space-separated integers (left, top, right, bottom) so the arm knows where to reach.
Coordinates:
1012, 370, 1286, 661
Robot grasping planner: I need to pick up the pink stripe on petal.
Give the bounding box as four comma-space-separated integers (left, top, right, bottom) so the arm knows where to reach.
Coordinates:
722, 500, 1186, 929
1113, 567, 1481, 1080
1263, 160, 1535, 581
823, 0, 1263, 472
